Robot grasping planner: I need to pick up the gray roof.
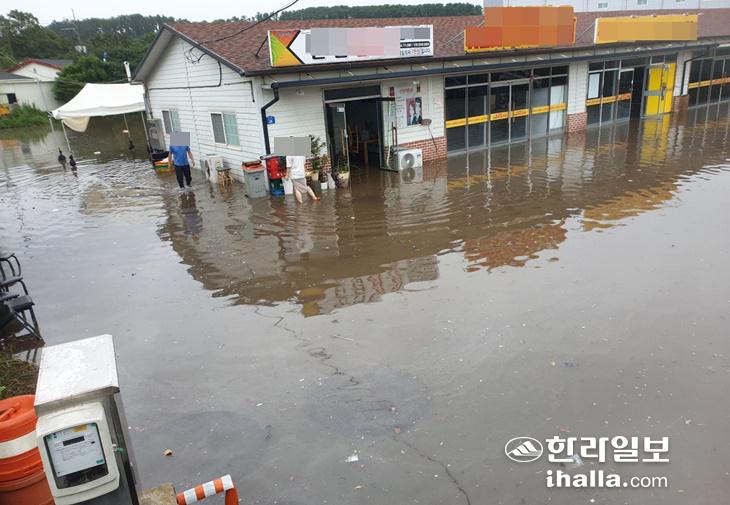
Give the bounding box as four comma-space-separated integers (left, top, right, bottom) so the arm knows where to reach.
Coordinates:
0, 71, 32, 81
36, 59, 73, 68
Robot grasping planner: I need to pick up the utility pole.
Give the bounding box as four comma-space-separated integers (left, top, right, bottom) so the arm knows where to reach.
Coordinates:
71, 9, 83, 46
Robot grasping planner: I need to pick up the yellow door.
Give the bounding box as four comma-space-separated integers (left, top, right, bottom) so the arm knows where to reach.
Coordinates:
644, 65, 663, 116
644, 63, 676, 116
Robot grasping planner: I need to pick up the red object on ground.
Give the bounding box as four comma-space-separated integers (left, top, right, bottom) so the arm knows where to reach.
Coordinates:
264, 156, 285, 179
0, 395, 54, 505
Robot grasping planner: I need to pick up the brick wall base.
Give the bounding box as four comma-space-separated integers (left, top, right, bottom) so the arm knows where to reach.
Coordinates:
672, 94, 689, 112
397, 136, 448, 162
566, 111, 587, 133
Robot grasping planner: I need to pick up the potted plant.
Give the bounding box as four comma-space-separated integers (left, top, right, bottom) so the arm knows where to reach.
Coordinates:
309, 135, 329, 183
336, 161, 350, 187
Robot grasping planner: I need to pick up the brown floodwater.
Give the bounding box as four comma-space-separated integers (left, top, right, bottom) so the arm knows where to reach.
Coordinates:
1, 108, 730, 504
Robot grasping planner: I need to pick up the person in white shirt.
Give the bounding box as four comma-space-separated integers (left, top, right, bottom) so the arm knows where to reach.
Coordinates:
285, 155, 319, 203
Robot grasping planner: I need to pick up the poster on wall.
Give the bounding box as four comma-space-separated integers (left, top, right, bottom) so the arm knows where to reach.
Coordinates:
393, 83, 423, 129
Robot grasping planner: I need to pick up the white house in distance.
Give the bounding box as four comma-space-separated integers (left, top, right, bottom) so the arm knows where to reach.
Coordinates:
0, 59, 71, 111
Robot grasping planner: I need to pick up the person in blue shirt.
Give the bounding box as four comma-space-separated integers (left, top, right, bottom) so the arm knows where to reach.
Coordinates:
168, 143, 195, 190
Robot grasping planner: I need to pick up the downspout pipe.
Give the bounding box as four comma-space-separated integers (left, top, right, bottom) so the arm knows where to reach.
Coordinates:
261, 83, 280, 155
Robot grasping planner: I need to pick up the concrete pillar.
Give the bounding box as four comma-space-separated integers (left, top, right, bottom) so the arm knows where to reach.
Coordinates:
672, 50, 693, 112
567, 61, 588, 132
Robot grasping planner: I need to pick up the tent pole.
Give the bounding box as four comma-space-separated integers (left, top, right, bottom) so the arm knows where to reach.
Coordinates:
123, 113, 131, 139
61, 121, 72, 154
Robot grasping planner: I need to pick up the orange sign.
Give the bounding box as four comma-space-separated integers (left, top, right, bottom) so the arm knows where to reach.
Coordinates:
465, 7, 576, 52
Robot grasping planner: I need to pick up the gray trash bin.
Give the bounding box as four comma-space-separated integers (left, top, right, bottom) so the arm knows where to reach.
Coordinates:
243, 167, 267, 198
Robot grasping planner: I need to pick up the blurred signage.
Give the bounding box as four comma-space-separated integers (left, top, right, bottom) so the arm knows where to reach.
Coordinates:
464, 7, 575, 52
594, 14, 697, 44
268, 25, 433, 67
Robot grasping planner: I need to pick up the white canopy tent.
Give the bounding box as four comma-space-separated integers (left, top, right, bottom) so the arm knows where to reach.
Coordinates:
51, 82, 148, 154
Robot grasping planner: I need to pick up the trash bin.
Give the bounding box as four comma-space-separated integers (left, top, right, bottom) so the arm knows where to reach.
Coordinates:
243, 167, 268, 198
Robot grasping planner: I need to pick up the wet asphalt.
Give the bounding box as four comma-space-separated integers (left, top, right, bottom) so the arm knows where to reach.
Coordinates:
1, 110, 729, 504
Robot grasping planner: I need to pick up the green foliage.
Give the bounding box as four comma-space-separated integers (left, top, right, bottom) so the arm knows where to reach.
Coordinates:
52, 56, 123, 102
47, 14, 179, 42
0, 10, 71, 66
0, 353, 38, 400
310, 135, 330, 174
279, 3, 482, 20
0, 104, 48, 129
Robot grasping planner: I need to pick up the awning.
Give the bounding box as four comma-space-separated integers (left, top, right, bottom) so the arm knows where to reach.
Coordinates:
51, 83, 145, 132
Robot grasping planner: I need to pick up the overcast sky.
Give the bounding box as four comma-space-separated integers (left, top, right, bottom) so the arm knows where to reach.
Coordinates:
3, 0, 481, 25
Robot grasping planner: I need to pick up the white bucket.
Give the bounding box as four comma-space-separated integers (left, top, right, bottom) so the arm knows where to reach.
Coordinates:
282, 178, 293, 195
320, 181, 328, 191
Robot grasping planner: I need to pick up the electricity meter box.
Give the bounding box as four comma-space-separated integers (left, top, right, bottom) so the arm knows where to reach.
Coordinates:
34, 334, 140, 505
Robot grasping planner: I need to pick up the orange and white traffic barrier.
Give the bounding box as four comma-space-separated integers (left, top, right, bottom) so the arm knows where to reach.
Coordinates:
0, 395, 54, 505
176, 474, 238, 505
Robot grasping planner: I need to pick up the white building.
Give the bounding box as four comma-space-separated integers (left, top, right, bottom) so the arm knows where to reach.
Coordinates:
132, 10, 730, 184
0, 59, 71, 111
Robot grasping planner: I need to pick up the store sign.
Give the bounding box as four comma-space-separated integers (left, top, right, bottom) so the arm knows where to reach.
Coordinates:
594, 14, 697, 44
268, 25, 433, 67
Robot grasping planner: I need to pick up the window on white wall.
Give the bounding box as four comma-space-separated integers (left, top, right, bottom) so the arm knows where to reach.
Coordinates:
597, 2, 609, 7
161, 110, 180, 134
210, 112, 239, 146
637, 0, 647, 5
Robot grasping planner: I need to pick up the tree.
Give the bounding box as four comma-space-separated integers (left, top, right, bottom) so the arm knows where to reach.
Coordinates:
0, 10, 70, 67
278, 3, 482, 20
47, 14, 179, 42
52, 56, 122, 102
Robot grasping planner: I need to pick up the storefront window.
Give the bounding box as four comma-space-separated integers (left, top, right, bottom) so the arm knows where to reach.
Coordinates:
531, 78, 550, 137
617, 69, 633, 119
711, 60, 724, 102
601, 70, 617, 123
446, 87, 466, 151
549, 76, 567, 131
467, 85, 488, 148
443, 65, 569, 152
587, 72, 602, 125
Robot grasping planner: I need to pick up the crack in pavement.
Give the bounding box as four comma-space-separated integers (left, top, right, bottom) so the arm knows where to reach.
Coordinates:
395, 434, 472, 505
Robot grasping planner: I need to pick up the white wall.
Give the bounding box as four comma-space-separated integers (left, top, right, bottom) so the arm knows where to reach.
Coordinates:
265, 86, 328, 155
380, 75, 446, 144
12, 63, 61, 82
674, 50, 693, 96
263, 74, 445, 161
568, 61, 589, 115
144, 37, 264, 180
0, 80, 60, 111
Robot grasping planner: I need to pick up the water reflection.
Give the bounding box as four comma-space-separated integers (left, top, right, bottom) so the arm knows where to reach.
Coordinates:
3, 106, 730, 317
154, 104, 730, 315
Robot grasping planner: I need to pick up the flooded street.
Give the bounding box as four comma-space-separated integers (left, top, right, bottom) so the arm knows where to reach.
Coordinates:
2, 108, 730, 504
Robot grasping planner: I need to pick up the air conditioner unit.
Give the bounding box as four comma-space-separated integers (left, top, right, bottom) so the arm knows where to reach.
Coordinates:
203, 154, 224, 183
394, 148, 423, 172
400, 164, 423, 184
